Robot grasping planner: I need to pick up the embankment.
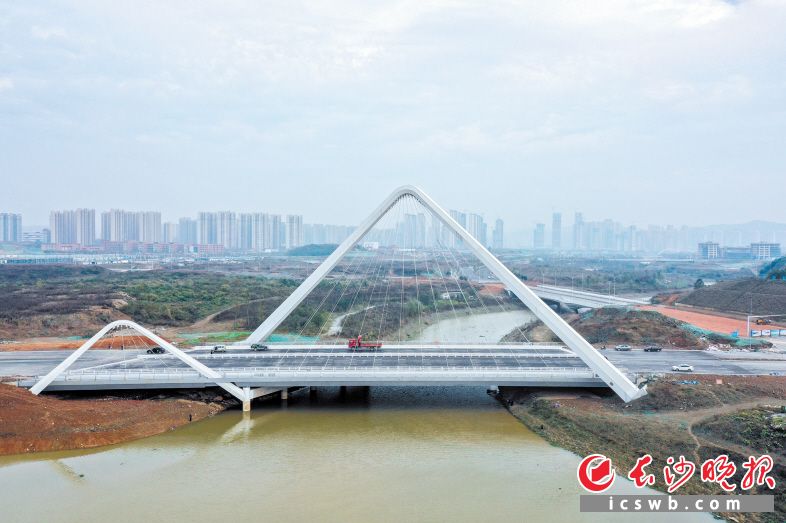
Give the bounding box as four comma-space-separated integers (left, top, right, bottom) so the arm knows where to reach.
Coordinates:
0, 384, 234, 456
499, 375, 786, 523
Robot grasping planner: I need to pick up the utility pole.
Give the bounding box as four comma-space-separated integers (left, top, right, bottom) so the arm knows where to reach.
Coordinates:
748, 296, 752, 349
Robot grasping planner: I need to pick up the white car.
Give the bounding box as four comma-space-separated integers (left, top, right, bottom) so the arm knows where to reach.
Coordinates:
672, 364, 694, 372
614, 344, 632, 351
210, 345, 227, 354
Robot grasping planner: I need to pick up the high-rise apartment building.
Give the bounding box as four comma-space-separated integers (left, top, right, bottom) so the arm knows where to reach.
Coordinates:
551, 212, 562, 250
101, 210, 161, 243
466, 213, 487, 246
101, 209, 136, 241
197, 211, 236, 248
237, 213, 285, 251
402, 213, 428, 248
162, 222, 179, 243
286, 215, 304, 250
266, 214, 282, 250
50, 210, 75, 244
139, 212, 161, 243
0, 213, 22, 243
750, 242, 781, 260
303, 224, 354, 245
197, 212, 216, 245
533, 223, 545, 249
75, 208, 95, 246
178, 218, 197, 245
492, 219, 504, 249
50, 209, 95, 246
216, 212, 236, 249
573, 212, 584, 250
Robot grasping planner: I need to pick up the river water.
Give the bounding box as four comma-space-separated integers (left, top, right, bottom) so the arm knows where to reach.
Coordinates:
1, 311, 713, 522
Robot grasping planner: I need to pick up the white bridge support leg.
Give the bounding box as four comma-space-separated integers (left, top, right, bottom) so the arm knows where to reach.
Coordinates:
241, 386, 283, 412
29, 320, 246, 403
244, 185, 646, 403
242, 387, 251, 412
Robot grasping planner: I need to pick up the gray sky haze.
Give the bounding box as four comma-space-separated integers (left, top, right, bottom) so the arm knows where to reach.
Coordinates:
1, 1, 785, 227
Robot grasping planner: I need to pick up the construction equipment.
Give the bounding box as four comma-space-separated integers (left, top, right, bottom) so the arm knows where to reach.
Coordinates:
347, 335, 382, 350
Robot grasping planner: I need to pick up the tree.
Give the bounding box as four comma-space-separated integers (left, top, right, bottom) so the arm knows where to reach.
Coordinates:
694, 278, 705, 289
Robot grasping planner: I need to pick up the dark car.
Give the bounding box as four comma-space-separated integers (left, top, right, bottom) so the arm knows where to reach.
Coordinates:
644, 346, 663, 352
146, 347, 166, 354
251, 344, 268, 351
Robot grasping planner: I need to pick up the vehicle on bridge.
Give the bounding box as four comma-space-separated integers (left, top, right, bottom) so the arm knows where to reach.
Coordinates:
614, 344, 632, 351
672, 364, 694, 372
210, 345, 227, 354
348, 336, 382, 350
251, 344, 268, 351
644, 346, 663, 352
146, 347, 165, 354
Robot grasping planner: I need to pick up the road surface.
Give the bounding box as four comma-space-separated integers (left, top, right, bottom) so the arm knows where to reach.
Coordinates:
3, 346, 786, 379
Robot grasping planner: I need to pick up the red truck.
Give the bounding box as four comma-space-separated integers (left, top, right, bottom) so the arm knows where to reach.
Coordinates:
347, 335, 383, 350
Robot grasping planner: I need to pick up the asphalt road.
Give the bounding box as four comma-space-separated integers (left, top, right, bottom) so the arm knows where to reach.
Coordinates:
0, 350, 145, 377
3, 347, 786, 378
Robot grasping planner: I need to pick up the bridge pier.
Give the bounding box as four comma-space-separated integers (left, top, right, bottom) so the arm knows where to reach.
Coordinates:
240, 386, 283, 412
281, 389, 288, 401
243, 387, 252, 412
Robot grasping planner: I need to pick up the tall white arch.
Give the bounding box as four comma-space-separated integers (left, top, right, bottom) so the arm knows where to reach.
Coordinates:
30, 319, 245, 401
246, 185, 646, 402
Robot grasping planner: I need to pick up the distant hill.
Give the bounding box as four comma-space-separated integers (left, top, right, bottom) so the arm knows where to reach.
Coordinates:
500, 308, 764, 348
287, 244, 339, 256
678, 278, 786, 316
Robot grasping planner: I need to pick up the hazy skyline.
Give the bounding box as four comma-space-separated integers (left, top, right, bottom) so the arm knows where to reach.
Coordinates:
2, 1, 785, 227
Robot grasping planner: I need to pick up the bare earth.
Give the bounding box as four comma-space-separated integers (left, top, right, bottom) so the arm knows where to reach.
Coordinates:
641, 305, 753, 334
0, 384, 232, 456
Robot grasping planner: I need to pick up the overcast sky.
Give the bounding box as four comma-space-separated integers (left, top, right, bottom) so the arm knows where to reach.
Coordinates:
1, 1, 785, 229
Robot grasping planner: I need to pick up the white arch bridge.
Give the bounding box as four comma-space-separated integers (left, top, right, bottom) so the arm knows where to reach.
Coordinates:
24, 186, 647, 410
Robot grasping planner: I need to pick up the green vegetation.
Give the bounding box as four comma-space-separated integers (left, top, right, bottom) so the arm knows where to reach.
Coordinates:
287, 244, 339, 256
678, 278, 786, 316
695, 407, 786, 455
118, 272, 296, 326
505, 255, 758, 294
501, 307, 772, 348
0, 265, 299, 335
760, 257, 786, 280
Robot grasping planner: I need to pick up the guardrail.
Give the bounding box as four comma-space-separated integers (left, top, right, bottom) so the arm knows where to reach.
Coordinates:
52, 365, 601, 384
143, 351, 579, 360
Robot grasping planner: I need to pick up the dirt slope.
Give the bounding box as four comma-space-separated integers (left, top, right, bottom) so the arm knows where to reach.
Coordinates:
0, 385, 232, 455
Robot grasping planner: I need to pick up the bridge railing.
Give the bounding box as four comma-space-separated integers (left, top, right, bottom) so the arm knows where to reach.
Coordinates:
46, 365, 606, 384
141, 352, 580, 361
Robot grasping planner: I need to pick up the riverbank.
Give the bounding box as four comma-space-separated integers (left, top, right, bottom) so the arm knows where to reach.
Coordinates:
499, 375, 786, 523
0, 384, 234, 456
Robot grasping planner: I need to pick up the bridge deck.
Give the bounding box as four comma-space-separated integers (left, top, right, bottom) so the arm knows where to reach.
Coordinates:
17, 345, 611, 390
17, 344, 785, 393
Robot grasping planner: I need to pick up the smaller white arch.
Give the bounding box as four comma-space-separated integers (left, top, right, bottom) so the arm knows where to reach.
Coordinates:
29, 319, 245, 401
